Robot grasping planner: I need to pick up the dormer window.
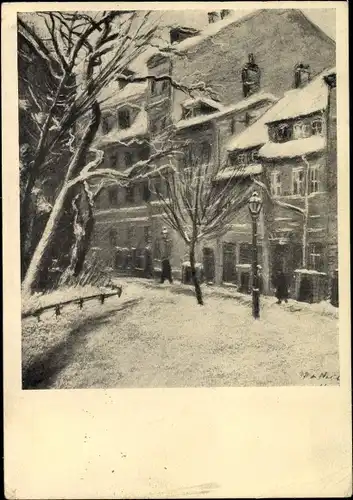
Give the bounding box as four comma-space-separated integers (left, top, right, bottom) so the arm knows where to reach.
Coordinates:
118, 109, 130, 129
237, 153, 246, 166
181, 97, 220, 120
170, 26, 200, 44
293, 121, 311, 139
118, 69, 135, 90
312, 118, 323, 136
275, 123, 292, 143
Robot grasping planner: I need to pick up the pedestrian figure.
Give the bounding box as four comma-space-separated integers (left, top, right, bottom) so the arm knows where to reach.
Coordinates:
48, 258, 62, 289
160, 227, 173, 284
274, 270, 289, 304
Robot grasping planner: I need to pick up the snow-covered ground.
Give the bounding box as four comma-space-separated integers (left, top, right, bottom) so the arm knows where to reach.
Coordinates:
22, 279, 339, 389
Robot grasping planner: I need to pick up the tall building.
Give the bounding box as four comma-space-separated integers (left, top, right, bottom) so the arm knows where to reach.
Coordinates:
90, 9, 336, 295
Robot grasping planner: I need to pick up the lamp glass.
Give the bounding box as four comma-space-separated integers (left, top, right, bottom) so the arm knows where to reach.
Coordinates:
248, 191, 262, 216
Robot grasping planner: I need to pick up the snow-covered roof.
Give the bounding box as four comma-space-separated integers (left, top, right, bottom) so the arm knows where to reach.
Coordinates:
259, 136, 325, 159
264, 67, 335, 124
95, 108, 148, 147
215, 164, 263, 181
175, 10, 261, 52
227, 68, 334, 152
181, 96, 223, 110
174, 9, 335, 52
99, 81, 148, 110
177, 92, 278, 131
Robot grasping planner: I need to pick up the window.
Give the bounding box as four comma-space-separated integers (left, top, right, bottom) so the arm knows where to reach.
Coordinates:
200, 141, 211, 164
142, 181, 151, 202
292, 168, 305, 195
161, 79, 169, 92
126, 226, 135, 247
249, 150, 258, 164
293, 121, 311, 139
110, 152, 119, 167
108, 187, 119, 206
308, 243, 324, 271
125, 185, 134, 203
101, 116, 110, 134
182, 107, 193, 120
150, 119, 161, 135
118, 109, 130, 129
109, 229, 117, 247
237, 153, 247, 166
309, 165, 320, 193
151, 79, 161, 96
124, 151, 133, 169
276, 123, 292, 142
312, 119, 323, 136
270, 171, 282, 196
139, 147, 149, 161
144, 226, 151, 246
239, 243, 252, 264
154, 177, 162, 195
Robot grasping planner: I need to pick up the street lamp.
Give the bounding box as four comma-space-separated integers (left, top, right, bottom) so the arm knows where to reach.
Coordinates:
248, 191, 263, 319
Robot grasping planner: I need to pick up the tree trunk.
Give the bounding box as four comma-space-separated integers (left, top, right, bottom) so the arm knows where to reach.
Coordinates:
22, 183, 72, 295
189, 244, 204, 305
73, 190, 95, 277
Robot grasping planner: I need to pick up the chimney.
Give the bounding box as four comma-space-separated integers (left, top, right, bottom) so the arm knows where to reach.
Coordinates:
242, 53, 261, 98
220, 9, 231, 19
208, 11, 220, 24
294, 63, 311, 89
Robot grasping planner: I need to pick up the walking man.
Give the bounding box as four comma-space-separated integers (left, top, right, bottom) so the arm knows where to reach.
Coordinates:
160, 227, 173, 284
274, 270, 289, 304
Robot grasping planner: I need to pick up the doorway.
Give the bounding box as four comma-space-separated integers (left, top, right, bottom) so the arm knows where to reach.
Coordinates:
203, 247, 215, 283
223, 242, 237, 283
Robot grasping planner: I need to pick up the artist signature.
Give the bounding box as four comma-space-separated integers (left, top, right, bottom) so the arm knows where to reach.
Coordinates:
299, 371, 340, 381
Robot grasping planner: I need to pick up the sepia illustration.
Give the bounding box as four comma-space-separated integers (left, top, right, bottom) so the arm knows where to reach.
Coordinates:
19, 8, 339, 390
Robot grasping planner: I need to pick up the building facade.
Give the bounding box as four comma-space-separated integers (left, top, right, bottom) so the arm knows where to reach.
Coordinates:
89, 9, 336, 296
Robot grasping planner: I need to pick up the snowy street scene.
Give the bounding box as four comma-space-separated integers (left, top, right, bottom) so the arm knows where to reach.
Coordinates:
22, 279, 339, 389
19, 8, 339, 389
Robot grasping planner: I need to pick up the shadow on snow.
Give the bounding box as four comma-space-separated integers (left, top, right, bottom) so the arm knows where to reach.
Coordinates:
22, 298, 142, 389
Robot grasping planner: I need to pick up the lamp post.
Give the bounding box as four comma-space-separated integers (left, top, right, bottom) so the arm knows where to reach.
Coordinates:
248, 191, 263, 319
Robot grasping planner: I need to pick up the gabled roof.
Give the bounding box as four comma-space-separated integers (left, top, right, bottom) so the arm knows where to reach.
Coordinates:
264, 67, 335, 124
259, 136, 326, 159
174, 9, 335, 52
227, 67, 334, 152
177, 92, 278, 131
98, 81, 148, 111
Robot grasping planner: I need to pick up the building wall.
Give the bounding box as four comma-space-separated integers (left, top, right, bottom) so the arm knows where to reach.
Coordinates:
325, 84, 338, 274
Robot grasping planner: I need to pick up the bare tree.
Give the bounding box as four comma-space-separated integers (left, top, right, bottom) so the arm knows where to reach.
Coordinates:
19, 10, 221, 295
140, 144, 255, 305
